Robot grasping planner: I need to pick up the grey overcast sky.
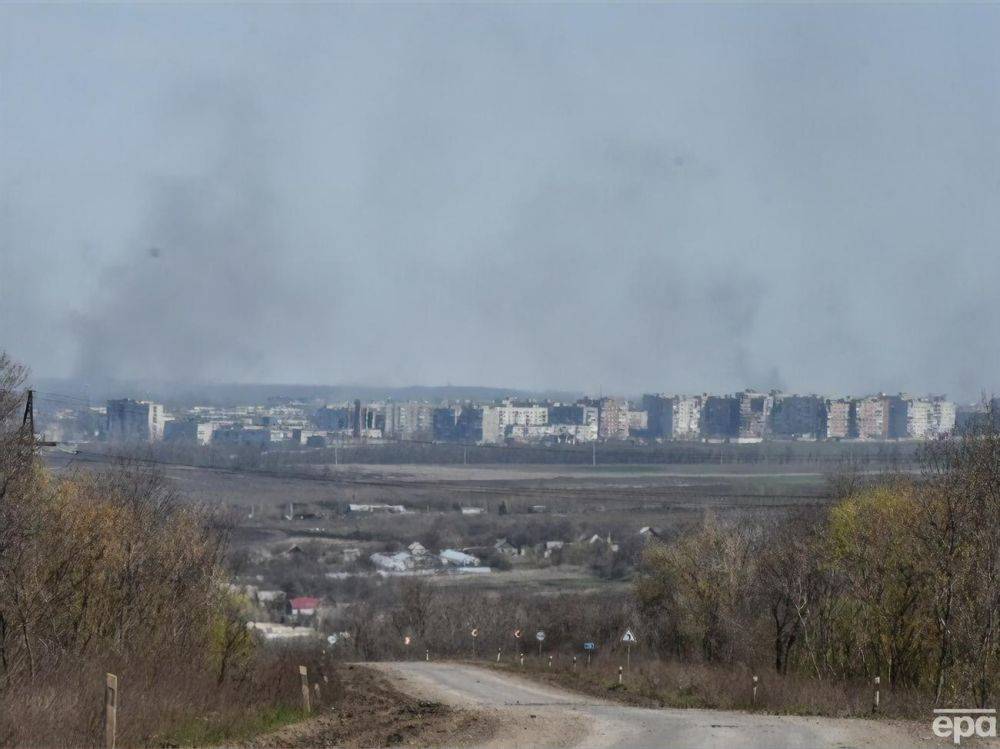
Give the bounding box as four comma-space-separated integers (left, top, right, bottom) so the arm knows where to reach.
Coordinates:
2, 4, 999, 399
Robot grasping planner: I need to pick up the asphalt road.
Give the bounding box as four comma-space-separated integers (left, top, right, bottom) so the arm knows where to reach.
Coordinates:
373, 662, 928, 749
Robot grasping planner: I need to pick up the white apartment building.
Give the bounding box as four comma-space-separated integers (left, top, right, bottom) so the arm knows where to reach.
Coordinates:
505, 423, 597, 443
904, 398, 933, 439
930, 397, 956, 436
480, 401, 548, 444
673, 396, 703, 438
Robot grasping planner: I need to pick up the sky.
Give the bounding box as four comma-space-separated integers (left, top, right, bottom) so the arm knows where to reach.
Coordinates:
2, 4, 1000, 400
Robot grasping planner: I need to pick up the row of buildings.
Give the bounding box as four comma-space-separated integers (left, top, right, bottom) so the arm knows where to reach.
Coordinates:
642, 392, 956, 442
104, 390, 961, 446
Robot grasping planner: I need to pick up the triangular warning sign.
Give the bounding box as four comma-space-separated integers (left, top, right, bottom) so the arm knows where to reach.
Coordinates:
622, 628, 636, 643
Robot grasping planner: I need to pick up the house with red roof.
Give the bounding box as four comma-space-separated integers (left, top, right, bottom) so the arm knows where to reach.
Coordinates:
288, 596, 320, 622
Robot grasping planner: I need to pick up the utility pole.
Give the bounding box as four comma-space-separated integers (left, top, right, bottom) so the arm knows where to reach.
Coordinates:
21, 390, 56, 447
22, 389, 35, 437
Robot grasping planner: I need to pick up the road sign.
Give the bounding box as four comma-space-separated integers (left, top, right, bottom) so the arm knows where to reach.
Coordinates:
326, 634, 338, 645
404, 635, 412, 646
583, 642, 595, 651
622, 628, 637, 644
513, 628, 522, 639
470, 628, 479, 637
536, 630, 546, 642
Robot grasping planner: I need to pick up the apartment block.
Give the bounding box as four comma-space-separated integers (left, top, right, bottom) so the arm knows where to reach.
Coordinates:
770, 394, 825, 439
673, 396, 703, 438
701, 395, 739, 439
851, 395, 890, 440
106, 399, 165, 442
628, 409, 648, 434
593, 398, 630, 440
549, 404, 599, 427
737, 390, 773, 440
480, 401, 548, 444
930, 397, 956, 436
163, 419, 215, 445
384, 402, 435, 439
642, 394, 674, 438
824, 399, 851, 439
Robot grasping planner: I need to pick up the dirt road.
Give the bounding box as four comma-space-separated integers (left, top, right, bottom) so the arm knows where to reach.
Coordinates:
372, 661, 927, 748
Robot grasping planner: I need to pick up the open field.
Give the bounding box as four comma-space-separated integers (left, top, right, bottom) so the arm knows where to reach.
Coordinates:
39, 448, 861, 596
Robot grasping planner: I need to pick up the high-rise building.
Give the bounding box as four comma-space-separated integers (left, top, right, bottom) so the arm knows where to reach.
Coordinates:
313, 406, 351, 430
770, 394, 825, 439
163, 419, 214, 445
432, 406, 459, 441
383, 402, 435, 439
851, 395, 890, 440
929, 397, 956, 436
480, 401, 548, 443
106, 399, 165, 442
673, 396, 703, 439
549, 404, 599, 427
639, 394, 703, 439
702, 395, 739, 439
628, 409, 648, 434
887, 394, 956, 439
455, 407, 483, 442
736, 391, 773, 440
824, 399, 851, 439
642, 394, 674, 439
593, 398, 629, 440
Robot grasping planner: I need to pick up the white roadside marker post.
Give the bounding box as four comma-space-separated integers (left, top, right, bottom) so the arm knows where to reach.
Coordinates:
618, 666, 623, 685
873, 676, 880, 713
104, 673, 118, 749
299, 665, 312, 714
752, 675, 759, 707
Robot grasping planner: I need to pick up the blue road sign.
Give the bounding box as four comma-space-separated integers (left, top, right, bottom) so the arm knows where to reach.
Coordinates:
583, 642, 596, 651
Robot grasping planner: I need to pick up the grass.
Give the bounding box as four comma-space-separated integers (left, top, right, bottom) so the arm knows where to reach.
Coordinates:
156, 704, 307, 747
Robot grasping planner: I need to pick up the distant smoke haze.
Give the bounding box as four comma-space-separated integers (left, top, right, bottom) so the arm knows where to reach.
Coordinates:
3, 5, 1000, 401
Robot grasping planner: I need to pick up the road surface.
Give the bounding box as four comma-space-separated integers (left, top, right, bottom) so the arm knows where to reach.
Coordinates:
372, 662, 927, 749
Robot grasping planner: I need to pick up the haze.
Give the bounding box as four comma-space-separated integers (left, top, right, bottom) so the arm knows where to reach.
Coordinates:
2, 4, 999, 400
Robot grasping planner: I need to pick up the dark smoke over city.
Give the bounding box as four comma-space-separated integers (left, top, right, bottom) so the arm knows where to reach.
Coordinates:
3, 5, 1000, 400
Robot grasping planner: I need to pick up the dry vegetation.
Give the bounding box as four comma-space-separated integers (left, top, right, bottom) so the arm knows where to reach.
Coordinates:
0, 353, 481, 748
319, 422, 999, 719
